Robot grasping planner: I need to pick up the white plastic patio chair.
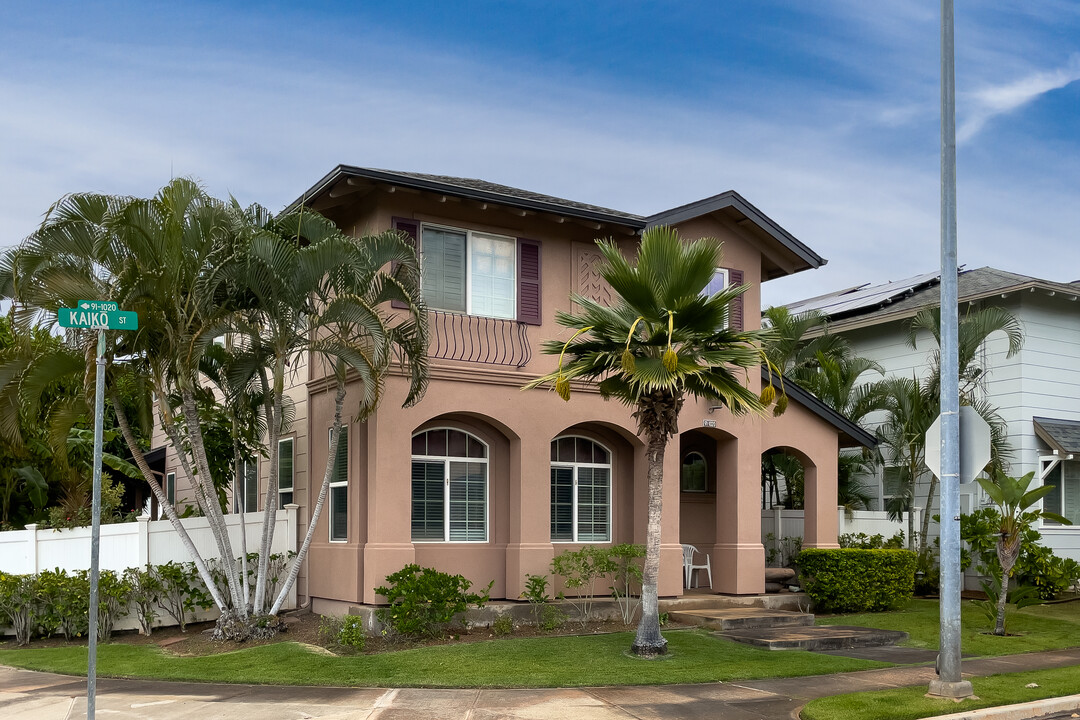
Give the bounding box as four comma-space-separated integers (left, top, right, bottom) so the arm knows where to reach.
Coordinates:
681, 544, 712, 589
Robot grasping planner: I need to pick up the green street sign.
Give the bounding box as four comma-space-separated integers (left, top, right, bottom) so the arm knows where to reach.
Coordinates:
58, 303, 138, 330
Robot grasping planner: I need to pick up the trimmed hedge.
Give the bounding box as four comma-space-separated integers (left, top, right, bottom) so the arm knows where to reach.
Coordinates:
797, 548, 916, 613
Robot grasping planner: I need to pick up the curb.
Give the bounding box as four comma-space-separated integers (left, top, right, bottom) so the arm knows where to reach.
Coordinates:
928, 693, 1080, 720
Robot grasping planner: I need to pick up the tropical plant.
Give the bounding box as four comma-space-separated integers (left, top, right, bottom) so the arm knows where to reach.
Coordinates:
906, 306, 1022, 550
525, 227, 769, 656
875, 376, 935, 551
976, 468, 1070, 635
761, 306, 849, 381
0, 180, 429, 639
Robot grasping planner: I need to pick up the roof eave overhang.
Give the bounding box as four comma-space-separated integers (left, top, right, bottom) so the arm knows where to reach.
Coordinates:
761, 367, 876, 450
646, 191, 827, 277
285, 165, 647, 229
1033, 417, 1080, 456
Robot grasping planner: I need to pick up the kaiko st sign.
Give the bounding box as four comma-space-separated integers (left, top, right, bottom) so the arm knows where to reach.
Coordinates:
55, 299, 138, 720
58, 300, 138, 330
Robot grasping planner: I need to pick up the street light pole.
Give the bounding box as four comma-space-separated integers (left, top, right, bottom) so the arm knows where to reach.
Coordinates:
929, 0, 973, 699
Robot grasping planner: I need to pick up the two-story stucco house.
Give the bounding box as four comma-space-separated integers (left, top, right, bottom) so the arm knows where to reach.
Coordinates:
161, 166, 874, 612
785, 267, 1080, 563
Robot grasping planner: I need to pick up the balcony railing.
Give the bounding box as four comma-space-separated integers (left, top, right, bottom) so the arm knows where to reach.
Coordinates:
429, 310, 532, 368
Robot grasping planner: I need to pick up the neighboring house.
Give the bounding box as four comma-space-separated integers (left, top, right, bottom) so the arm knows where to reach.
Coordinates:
785, 267, 1080, 562
159, 166, 874, 611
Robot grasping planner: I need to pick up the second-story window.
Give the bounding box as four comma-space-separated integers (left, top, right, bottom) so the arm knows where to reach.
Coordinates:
421, 225, 516, 319
392, 217, 542, 326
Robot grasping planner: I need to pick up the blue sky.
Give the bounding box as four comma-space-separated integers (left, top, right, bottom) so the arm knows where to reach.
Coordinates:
2, 1, 1077, 305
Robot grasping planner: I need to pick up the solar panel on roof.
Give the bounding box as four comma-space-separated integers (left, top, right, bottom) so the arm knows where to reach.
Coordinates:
786, 270, 942, 317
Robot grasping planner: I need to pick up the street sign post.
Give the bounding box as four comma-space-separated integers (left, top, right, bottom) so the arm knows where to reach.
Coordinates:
925, 406, 992, 484
58, 301, 137, 720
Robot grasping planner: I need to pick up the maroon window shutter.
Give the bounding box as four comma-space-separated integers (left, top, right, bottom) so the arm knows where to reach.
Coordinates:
517, 238, 542, 325
726, 268, 744, 330
391, 217, 419, 309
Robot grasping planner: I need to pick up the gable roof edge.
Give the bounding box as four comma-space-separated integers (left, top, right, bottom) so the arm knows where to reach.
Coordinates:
760, 367, 876, 449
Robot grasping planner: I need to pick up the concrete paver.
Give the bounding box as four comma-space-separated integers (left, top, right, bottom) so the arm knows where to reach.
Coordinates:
2, 646, 1080, 719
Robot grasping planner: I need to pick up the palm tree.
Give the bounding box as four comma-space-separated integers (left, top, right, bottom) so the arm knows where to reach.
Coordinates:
525, 227, 768, 656
875, 376, 935, 551
906, 306, 1021, 550
761, 306, 849, 381
976, 469, 1069, 635
1, 180, 429, 637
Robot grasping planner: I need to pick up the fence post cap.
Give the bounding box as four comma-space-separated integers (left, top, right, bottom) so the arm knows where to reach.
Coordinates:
283, 503, 300, 510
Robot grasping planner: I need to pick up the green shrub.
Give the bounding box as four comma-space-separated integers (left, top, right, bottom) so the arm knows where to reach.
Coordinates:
375, 564, 491, 638
838, 531, 905, 549
36, 568, 85, 639
0, 572, 38, 645
154, 561, 211, 632
491, 614, 514, 636
764, 533, 804, 567
92, 569, 132, 641
797, 548, 916, 613
521, 573, 551, 628
124, 566, 161, 636
539, 603, 567, 632
550, 546, 615, 624
607, 543, 645, 625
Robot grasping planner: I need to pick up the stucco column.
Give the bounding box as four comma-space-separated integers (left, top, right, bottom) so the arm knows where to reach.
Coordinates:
362, 412, 416, 603
504, 433, 554, 598
803, 453, 840, 549
711, 432, 765, 594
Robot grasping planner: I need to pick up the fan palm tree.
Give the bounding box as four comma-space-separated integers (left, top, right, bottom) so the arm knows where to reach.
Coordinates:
977, 469, 1069, 635
525, 227, 769, 656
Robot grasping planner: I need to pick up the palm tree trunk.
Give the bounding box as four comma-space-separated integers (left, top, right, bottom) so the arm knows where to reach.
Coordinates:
270, 376, 347, 615
110, 393, 230, 613
254, 362, 283, 614
178, 390, 245, 617
632, 433, 668, 657
233, 437, 250, 611
994, 534, 1022, 636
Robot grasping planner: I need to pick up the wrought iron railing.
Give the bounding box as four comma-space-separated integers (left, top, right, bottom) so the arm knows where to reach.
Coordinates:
429, 310, 532, 368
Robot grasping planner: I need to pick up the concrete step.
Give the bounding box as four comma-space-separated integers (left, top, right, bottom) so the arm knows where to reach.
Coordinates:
669, 607, 815, 631
720, 624, 908, 651
660, 592, 811, 613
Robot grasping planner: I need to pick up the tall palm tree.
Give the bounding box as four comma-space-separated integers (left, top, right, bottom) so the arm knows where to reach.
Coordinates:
526, 227, 768, 656
2, 180, 429, 637
906, 306, 1021, 549
875, 375, 935, 551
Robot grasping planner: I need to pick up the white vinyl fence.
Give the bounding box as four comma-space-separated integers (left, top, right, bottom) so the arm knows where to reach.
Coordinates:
0, 506, 299, 629
761, 506, 921, 547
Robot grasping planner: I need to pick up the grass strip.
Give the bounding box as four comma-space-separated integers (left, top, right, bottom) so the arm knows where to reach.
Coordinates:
801, 663, 1080, 720
0, 630, 887, 688
816, 598, 1080, 656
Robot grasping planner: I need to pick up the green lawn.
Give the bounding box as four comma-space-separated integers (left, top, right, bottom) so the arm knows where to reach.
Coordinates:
816, 598, 1080, 656
801, 663, 1080, 720
0, 629, 886, 688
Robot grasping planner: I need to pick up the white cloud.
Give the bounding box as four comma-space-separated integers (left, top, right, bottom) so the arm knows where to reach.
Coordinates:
958, 55, 1080, 142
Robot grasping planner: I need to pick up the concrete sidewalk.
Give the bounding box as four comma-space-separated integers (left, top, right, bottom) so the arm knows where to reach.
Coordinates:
2, 647, 1080, 719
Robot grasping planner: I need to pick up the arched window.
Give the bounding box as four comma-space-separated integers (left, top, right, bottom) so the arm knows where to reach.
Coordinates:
681, 452, 707, 493
550, 436, 611, 542
411, 428, 488, 542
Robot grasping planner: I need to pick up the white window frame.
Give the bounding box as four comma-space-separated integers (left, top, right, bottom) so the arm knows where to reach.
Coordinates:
550, 436, 612, 543
681, 451, 708, 493
239, 458, 259, 513
1039, 455, 1080, 528
278, 437, 295, 507
411, 427, 490, 543
328, 426, 348, 543
701, 268, 729, 328
420, 223, 517, 320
